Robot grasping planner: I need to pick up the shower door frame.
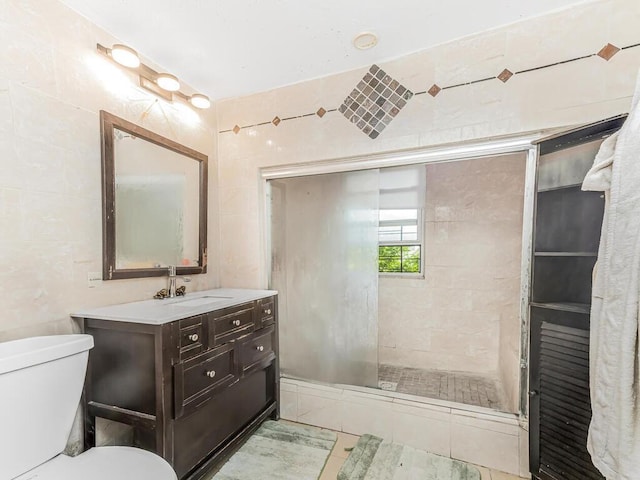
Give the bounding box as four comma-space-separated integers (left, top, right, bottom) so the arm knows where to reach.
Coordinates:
261, 132, 542, 419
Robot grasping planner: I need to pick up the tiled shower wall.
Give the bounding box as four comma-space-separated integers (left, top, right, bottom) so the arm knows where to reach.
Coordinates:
378, 154, 526, 413
216, 0, 640, 291
215, 0, 640, 454
1, 0, 219, 450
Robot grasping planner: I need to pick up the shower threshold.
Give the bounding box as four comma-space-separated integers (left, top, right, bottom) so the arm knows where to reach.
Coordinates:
378, 364, 505, 411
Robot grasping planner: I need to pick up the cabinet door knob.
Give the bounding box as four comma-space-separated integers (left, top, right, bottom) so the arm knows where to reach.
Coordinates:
188, 333, 199, 342
264, 309, 272, 315
232, 319, 241, 327
206, 370, 216, 378
256, 345, 264, 352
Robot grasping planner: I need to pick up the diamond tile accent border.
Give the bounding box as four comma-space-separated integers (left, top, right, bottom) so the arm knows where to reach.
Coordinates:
497, 68, 513, 83
219, 40, 640, 135
597, 43, 620, 60
339, 64, 413, 139
428, 84, 442, 97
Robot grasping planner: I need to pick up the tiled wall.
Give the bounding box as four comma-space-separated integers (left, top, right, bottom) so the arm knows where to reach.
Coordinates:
0, 0, 219, 343
216, 5, 639, 469
1, 0, 219, 450
216, 0, 640, 290
280, 378, 529, 477
378, 154, 526, 413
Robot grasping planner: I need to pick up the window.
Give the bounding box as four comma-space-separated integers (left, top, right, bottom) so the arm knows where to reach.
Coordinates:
378, 208, 422, 274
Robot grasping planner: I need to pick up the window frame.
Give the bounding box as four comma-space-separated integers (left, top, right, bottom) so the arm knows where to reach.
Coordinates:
378, 208, 424, 278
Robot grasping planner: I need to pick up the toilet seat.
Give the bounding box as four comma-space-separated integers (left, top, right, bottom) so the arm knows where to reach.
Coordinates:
15, 446, 177, 480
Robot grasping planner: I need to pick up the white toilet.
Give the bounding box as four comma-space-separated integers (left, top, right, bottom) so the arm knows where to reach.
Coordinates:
0, 334, 177, 480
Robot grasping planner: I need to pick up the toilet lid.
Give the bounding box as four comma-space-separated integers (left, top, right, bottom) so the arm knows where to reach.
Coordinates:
16, 446, 177, 480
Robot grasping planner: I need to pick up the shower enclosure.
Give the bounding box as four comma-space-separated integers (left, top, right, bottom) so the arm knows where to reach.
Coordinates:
268, 149, 530, 414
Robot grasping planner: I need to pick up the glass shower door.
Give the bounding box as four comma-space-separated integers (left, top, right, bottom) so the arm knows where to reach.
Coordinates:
269, 169, 379, 387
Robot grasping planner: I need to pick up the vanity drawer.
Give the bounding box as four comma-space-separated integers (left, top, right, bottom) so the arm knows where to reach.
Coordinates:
208, 302, 255, 346
239, 326, 276, 375
179, 315, 205, 360
257, 297, 276, 328
174, 343, 238, 418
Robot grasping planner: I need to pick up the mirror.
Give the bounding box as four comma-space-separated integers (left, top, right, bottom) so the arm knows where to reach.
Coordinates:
100, 111, 207, 280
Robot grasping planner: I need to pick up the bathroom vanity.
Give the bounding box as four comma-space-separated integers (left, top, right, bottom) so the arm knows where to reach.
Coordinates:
73, 289, 278, 480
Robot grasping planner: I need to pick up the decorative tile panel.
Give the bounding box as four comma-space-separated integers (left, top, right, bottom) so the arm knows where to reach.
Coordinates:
339, 64, 413, 139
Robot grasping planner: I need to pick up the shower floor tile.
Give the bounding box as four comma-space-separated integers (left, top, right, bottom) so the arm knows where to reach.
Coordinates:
378, 364, 504, 410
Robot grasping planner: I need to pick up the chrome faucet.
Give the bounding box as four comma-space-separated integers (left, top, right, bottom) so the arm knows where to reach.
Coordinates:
168, 265, 177, 298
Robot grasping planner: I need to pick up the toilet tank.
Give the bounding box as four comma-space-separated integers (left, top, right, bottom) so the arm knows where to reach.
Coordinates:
0, 334, 94, 480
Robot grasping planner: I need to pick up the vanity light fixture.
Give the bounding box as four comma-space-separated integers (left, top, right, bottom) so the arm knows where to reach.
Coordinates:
189, 93, 211, 109
110, 44, 140, 68
156, 73, 180, 92
97, 43, 210, 109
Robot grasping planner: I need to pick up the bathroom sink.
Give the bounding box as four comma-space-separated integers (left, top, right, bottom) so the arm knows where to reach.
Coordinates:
166, 296, 233, 307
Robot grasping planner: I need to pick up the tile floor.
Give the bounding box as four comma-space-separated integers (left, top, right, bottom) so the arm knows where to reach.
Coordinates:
378, 364, 505, 411
317, 428, 526, 480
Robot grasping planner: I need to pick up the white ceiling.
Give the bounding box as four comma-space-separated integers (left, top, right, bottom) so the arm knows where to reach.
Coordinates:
60, 0, 588, 101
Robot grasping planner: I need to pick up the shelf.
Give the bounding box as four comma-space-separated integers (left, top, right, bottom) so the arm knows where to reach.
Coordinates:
537, 183, 585, 193
530, 302, 591, 314
534, 252, 597, 257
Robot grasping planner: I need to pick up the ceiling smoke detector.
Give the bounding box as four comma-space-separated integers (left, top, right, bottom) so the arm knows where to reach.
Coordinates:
353, 32, 378, 50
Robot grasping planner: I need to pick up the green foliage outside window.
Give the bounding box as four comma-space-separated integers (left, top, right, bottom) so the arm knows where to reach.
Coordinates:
379, 245, 421, 273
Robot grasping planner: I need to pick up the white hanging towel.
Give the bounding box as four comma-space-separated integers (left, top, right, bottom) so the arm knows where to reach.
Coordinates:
582, 72, 640, 480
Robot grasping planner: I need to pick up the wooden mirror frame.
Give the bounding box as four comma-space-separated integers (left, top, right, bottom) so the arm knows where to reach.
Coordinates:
100, 110, 208, 280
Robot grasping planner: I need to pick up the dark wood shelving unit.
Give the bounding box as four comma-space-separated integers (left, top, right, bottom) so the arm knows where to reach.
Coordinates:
529, 116, 626, 480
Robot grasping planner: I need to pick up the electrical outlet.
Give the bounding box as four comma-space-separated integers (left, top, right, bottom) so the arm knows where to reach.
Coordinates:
87, 272, 103, 288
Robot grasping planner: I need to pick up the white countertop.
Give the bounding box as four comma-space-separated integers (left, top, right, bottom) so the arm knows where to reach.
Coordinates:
72, 288, 277, 325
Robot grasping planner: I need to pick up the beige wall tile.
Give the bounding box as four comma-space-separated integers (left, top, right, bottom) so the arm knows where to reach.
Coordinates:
379, 154, 525, 391
391, 403, 451, 456
451, 420, 520, 474
297, 392, 343, 431
519, 426, 532, 478
0, 0, 219, 430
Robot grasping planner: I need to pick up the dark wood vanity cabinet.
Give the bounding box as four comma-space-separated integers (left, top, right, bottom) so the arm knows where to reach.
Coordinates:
80, 294, 279, 480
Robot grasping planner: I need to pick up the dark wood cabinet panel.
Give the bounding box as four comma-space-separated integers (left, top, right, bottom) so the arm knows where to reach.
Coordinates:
256, 297, 275, 328
87, 323, 158, 415
208, 302, 256, 346
532, 256, 598, 305
179, 315, 205, 360
530, 307, 601, 480
81, 294, 279, 480
174, 343, 238, 419
173, 371, 268, 478
534, 187, 604, 253
238, 326, 276, 375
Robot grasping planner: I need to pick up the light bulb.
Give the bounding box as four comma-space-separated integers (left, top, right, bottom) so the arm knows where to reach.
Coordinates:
110, 44, 140, 68
156, 73, 180, 92
189, 94, 211, 109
